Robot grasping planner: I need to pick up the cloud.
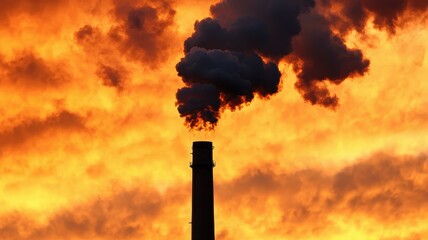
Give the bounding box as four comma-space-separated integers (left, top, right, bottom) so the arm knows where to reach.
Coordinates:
0, 111, 86, 151
0, 185, 188, 240
215, 152, 428, 237
0, 0, 68, 23
74, 24, 129, 91
110, 0, 177, 66
75, 0, 177, 69
96, 64, 126, 91
73, 0, 177, 91
1, 151, 428, 239
0, 52, 68, 89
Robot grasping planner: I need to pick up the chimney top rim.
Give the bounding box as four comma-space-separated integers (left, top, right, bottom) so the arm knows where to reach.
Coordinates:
192, 141, 213, 148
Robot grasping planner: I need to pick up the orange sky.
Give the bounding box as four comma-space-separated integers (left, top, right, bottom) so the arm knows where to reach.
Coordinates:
0, 0, 427, 239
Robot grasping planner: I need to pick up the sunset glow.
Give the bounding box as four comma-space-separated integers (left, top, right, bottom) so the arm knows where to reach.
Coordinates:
1, 0, 428, 239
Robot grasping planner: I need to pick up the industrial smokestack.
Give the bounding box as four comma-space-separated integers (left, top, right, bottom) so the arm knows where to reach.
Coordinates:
191, 141, 215, 240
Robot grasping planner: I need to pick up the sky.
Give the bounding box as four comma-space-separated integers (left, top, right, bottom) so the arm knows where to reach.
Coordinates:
0, 0, 427, 239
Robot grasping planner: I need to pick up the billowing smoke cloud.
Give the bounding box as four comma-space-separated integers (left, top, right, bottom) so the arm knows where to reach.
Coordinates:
176, 47, 281, 129
185, 0, 315, 60
290, 13, 370, 107
176, 0, 373, 130
176, 0, 315, 130
177, 0, 428, 129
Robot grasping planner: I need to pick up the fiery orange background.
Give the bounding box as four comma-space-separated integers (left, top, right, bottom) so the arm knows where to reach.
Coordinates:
1, 0, 428, 239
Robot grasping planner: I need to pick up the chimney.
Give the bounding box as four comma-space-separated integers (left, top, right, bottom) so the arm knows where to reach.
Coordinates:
191, 141, 215, 240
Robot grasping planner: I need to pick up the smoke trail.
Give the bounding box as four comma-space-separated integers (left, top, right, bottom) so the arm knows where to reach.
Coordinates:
176, 47, 281, 130
321, 0, 428, 33
176, 0, 315, 130
177, 0, 426, 130
289, 12, 370, 108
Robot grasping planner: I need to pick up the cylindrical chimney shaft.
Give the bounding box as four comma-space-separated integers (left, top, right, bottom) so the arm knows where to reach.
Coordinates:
191, 141, 215, 240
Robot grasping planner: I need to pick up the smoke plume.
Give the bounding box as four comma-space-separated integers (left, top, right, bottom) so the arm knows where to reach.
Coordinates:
321, 0, 428, 32
176, 0, 315, 130
176, 0, 428, 130
176, 47, 281, 130
176, 0, 374, 130
290, 13, 370, 107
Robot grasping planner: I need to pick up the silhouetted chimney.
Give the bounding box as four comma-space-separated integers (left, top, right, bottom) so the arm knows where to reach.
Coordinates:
191, 141, 215, 240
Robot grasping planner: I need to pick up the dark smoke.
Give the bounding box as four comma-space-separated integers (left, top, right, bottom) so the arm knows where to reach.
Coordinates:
176, 0, 314, 130
321, 0, 428, 32
176, 47, 280, 130
290, 13, 370, 108
177, 0, 426, 130
184, 0, 315, 60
